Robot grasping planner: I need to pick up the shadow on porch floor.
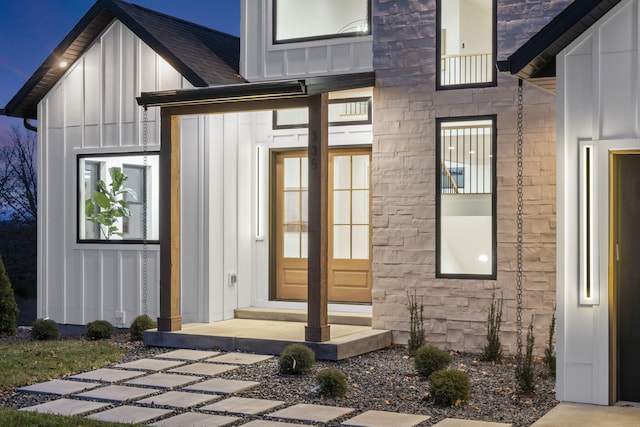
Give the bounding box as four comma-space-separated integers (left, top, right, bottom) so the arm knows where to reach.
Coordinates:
144, 310, 392, 361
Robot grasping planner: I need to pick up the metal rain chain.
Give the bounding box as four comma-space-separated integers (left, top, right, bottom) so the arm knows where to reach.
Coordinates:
142, 106, 149, 315
515, 79, 524, 364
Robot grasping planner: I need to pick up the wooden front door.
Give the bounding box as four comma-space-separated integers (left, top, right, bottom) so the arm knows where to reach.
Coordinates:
612, 153, 640, 403
274, 148, 372, 303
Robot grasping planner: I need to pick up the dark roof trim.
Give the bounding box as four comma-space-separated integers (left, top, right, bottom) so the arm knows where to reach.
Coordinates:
497, 0, 622, 90
137, 72, 376, 108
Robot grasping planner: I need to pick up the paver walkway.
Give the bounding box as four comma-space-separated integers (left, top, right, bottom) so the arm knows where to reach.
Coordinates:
18, 349, 511, 426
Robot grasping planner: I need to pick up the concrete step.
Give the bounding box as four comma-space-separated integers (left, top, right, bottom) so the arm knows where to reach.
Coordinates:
234, 307, 372, 326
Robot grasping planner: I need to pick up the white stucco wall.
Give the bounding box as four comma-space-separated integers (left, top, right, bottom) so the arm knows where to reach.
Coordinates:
38, 20, 194, 327
557, 0, 640, 405
240, 0, 373, 81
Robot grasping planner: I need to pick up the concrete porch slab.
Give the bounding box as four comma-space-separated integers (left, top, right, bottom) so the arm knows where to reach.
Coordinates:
87, 405, 171, 424
145, 319, 392, 361
207, 352, 273, 365
137, 390, 222, 408
19, 398, 109, 416
124, 372, 201, 389
531, 402, 640, 427
201, 396, 285, 414
155, 349, 221, 360
69, 368, 146, 383
183, 378, 260, 394
234, 307, 372, 326
342, 410, 431, 426
267, 403, 355, 423
18, 379, 101, 396
167, 362, 238, 376
432, 419, 511, 427
152, 412, 239, 427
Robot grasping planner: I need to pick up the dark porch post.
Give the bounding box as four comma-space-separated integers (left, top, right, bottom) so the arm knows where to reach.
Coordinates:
306, 93, 330, 342
158, 108, 182, 331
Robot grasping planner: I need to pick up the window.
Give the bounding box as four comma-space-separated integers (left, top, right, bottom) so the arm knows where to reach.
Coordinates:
436, 116, 496, 278
78, 153, 159, 242
273, 97, 372, 129
437, 0, 496, 89
274, 0, 371, 44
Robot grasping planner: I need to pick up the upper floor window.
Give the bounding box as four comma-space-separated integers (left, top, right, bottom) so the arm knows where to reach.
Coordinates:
437, 0, 496, 89
274, 0, 371, 44
78, 153, 159, 243
273, 97, 372, 129
436, 116, 496, 279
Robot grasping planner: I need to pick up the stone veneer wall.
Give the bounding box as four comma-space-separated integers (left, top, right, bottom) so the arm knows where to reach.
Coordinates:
371, 0, 572, 354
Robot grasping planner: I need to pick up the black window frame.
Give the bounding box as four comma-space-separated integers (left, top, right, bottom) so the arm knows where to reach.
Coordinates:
77, 152, 160, 245
435, 115, 497, 279
272, 0, 372, 45
436, 0, 497, 91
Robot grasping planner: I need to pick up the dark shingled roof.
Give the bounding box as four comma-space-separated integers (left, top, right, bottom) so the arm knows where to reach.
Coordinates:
497, 0, 622, 94
3, 0, 244, 119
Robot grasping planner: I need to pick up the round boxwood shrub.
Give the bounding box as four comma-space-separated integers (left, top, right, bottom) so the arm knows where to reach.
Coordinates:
31, 319, 60, 341
429, 369, 471, 406
316, 368, 348, 397
278, 344, 315, 375
86, 320, 114, 340
414, 345, 452, 378
130, 314, 156, 341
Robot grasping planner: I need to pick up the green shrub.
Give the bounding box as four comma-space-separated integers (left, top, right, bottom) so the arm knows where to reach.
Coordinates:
516, 315, 537, 393
316, 368, 348, 397
543, 310, 556, 378
278, 344, 315, 375
31, 319, 59, 341
0, 256, 18, 336
429, 369, 471, 406
130, 314, 156, 341
407, 290, 425, 356
414, 345, 452, 378
481, 287, 503, 362
86, 320, 114, 340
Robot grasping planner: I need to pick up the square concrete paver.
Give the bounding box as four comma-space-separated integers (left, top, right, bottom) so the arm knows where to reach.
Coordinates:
184, 378, 260, 394
201, 396, 285, 414
138, 390, 222, 408
18, 379, 101, 396
88, 405, 171, 424
152, 412, 239, 427
156, 349, 221, 361
432, 419, 511, 427
207, 352, 273, 365
125, 372, 200, 389
342, 410, 431, 427
19, 398, 109, 416
69, 368, 146, 383
75, 384, 157, 402
168, 362, 238, 376
115, 358, 185, 371
242, 420, 314, 427
268, 403, 355, 423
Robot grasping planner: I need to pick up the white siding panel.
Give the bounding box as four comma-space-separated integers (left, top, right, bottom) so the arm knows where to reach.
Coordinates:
101, 251, 118, 322
285, 49, 306, 76
65, 63, 84, 127
48, 86, 64, 129
223, 115, 239, 319
159, 56, 181, 90
564, 40, 593, 143
237, 116, 253, 309
330, 44, 353, 72
265, 50, 286, 78
83, 251, 102, 324
353, 41, 374, 71
84, 125, 100, 148
102, 23, 120, 126
103, 124, 119, 147
600, 51, 636, 139
121, 27, 137, 127
308, 46, 329, 74
208, 116, 225, 321
84, 46, 101, 127
600, 1, 635, 53
120, 251, 138, 326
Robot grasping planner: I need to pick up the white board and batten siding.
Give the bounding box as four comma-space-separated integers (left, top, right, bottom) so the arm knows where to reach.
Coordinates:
38, 20, 198, 327
240, 0, 373, 81
556, 0, 640, 405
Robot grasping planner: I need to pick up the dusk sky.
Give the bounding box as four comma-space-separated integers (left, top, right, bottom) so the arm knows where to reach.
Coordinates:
0, 0, 240, 139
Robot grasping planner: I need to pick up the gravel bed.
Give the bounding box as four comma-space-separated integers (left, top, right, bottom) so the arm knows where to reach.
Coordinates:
0, 329, 558, 426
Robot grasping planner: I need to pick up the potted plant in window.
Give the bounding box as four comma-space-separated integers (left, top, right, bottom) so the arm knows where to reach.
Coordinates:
85, 167, 136, 239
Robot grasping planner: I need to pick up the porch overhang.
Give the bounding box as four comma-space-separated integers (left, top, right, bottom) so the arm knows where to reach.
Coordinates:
140, 72, 375, 343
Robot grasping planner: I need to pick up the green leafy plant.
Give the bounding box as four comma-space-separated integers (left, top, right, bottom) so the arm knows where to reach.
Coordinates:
544, 309, 556, 378
414, 345, 452, 378
407, 290, 425, 356
481, 286, 503, 362
130, 314, 156, 341
516, 315, 537, 393
316, 368, 348, 397
429, 369, 471, 406
84, 167, 136, 239
86, 320, 114, 340
31, 319, 60, 341
278, 343, 315, 375
0, 256, 18, 336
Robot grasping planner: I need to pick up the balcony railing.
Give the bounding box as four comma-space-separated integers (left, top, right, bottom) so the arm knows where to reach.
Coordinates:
441, 124, 492, 194
441, 52, 492, 86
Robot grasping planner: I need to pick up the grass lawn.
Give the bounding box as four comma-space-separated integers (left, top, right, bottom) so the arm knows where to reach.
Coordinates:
0, 339, 134, 425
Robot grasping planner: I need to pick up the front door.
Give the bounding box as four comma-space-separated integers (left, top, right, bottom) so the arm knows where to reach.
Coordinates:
612, 152, 640, 403
273, 148, 372, 303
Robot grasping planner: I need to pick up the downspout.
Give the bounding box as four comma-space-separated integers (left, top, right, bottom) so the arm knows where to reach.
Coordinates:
24, 118, 37, 132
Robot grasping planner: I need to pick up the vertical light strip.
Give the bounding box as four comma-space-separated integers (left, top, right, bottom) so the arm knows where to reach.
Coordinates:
580, 143, 598, 304
255, 145, 263, 240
